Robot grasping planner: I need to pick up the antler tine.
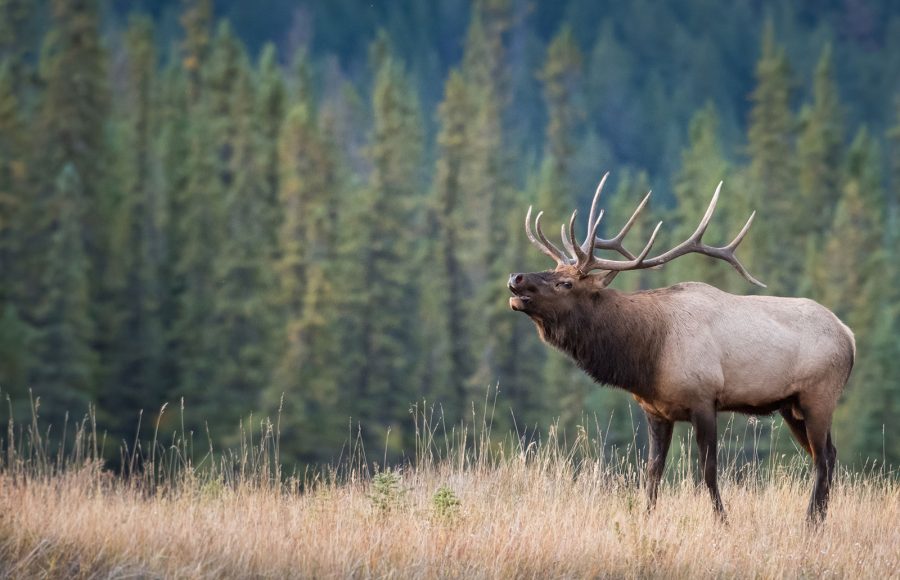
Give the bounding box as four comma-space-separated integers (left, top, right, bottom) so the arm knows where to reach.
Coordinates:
690, 181, 722, 243
593, 190, 652, 260
534, 209, 571, 265
727, 210, 755, 251
720, 211, 766, 287
634, 221, 663, 262
635, 183, 765, 287
562, 210, 585, 262
581, 173, 609, 253
525, 205, 568, 265
577, 220, 663, 273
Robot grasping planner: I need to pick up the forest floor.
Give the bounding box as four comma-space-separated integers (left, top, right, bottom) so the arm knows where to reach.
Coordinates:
0, 407, 897, 578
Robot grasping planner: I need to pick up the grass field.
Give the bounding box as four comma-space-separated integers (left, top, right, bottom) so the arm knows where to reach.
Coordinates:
0, 401, 897, 578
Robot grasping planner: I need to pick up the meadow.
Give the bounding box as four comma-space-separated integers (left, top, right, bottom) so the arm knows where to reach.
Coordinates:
0, 400, 897, 579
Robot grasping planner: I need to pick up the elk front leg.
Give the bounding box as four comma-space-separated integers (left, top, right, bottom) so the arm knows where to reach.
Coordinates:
646, 413, 674, 511
692, 409, 725, 518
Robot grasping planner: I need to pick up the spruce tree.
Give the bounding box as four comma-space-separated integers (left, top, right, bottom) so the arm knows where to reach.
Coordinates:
0, 59, 30, 403
824, 129, 886, 461
101, 16, 166, 433
423, 70, 474, 419
0, 0, 30, 101
342, 50, 424, 452
268, 94, 344, 462
818, 128, 883, 326
29, 165, 96, 424
537, 25, 582, 226
180, 0, 212, 104
171, 20, 244, 436
670, 103, 733, 289
169, 90, 222, 432
256, 42, 285, 243
25, 0, 106, 420
796, 44, 843, 241
39, 0, 108, 252
888, 94, 900, 233
746, 20, 796, 294
458, 0, 515, 403
210, 60, 279, 436
0, 60, 24, 306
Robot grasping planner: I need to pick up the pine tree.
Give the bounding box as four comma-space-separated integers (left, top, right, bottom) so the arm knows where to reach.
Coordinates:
0, 60, 30, 404
0, 0, 30, 95
39, 0, 108, 250
170, 21, 246, 435
0, 60, 25, 306
209, 60, 279, 436
100, 16, 166, 433
586, 20, 635, 163
746, 20, 796, 294
29, 165, 96, 424
888, 94, 900, 235
458, 0, 515, 401
537, 25, 582, 226
169, 91, 222, 430
796, 44, 843, 241
342, 50, 424, 452
670, 103, 733, 289
818, 128, 883, 326
256, 42, 285, 244
268, 93, 344, 462
823, 128, 886, 462
422, 70, 474, 418
180, 0, 212, 104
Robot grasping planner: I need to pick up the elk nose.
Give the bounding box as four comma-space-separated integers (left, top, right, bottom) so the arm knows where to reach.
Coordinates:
509, 273, 525, 288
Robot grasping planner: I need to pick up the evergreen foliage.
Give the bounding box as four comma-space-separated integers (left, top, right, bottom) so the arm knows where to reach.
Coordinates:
0, 0, 898, 468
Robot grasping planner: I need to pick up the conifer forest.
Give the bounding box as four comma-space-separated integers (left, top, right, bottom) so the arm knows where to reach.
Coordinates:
1, 0, 899, 470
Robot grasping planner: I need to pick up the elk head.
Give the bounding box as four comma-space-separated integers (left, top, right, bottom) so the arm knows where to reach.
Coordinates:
508, 173, 765, 320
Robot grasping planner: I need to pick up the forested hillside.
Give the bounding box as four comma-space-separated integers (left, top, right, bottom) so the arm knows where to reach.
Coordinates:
0, 0, 898, 468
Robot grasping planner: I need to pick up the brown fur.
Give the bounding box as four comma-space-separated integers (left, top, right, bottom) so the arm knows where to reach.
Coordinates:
535, 288, 668, 400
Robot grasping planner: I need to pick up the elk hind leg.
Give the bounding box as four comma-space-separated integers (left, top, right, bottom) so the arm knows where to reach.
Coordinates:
691, 409, 725, 518
826, 431, 837, 486
646, 414, 674, 511
803, 410, 835, 523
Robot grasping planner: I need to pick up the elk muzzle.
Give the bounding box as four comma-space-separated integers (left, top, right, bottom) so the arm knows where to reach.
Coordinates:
508, 273, 532, 311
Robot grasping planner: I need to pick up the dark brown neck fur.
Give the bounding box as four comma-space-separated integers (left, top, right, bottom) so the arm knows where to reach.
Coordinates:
534, 289, 669, 398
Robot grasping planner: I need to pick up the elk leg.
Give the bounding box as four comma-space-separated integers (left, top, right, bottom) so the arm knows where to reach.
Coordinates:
646, 414, 674, 511
691, 410, 725, 518
778, 408, 811, 455
804, 414, 834, 523
826, 432, 837, 486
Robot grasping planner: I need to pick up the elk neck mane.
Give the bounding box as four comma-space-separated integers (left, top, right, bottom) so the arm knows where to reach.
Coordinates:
534, 287, 670, 397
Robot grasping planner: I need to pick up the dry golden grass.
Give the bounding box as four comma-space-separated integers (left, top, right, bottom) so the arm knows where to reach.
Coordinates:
0, 403, 897, 579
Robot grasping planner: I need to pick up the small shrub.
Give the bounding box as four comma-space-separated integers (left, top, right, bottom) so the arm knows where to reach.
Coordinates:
369, 470, 405, 513
431, 485, 461, 521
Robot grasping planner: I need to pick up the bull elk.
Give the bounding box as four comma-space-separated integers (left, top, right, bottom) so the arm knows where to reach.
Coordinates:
508, 173, 855, 522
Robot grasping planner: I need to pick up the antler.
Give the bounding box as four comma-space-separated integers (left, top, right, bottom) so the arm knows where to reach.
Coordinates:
630, 182, 765, 287
524, 172, 663, 273
523, 175, 765, 287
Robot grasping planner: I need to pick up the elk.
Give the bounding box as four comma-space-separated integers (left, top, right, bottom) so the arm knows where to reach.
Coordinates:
508, 174, 855, 522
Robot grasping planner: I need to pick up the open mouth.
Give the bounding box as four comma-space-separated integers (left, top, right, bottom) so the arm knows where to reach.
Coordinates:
508, 284, 531, 311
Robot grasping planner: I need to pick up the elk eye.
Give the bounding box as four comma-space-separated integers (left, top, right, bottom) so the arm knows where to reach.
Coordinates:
557, 281, 573, 290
